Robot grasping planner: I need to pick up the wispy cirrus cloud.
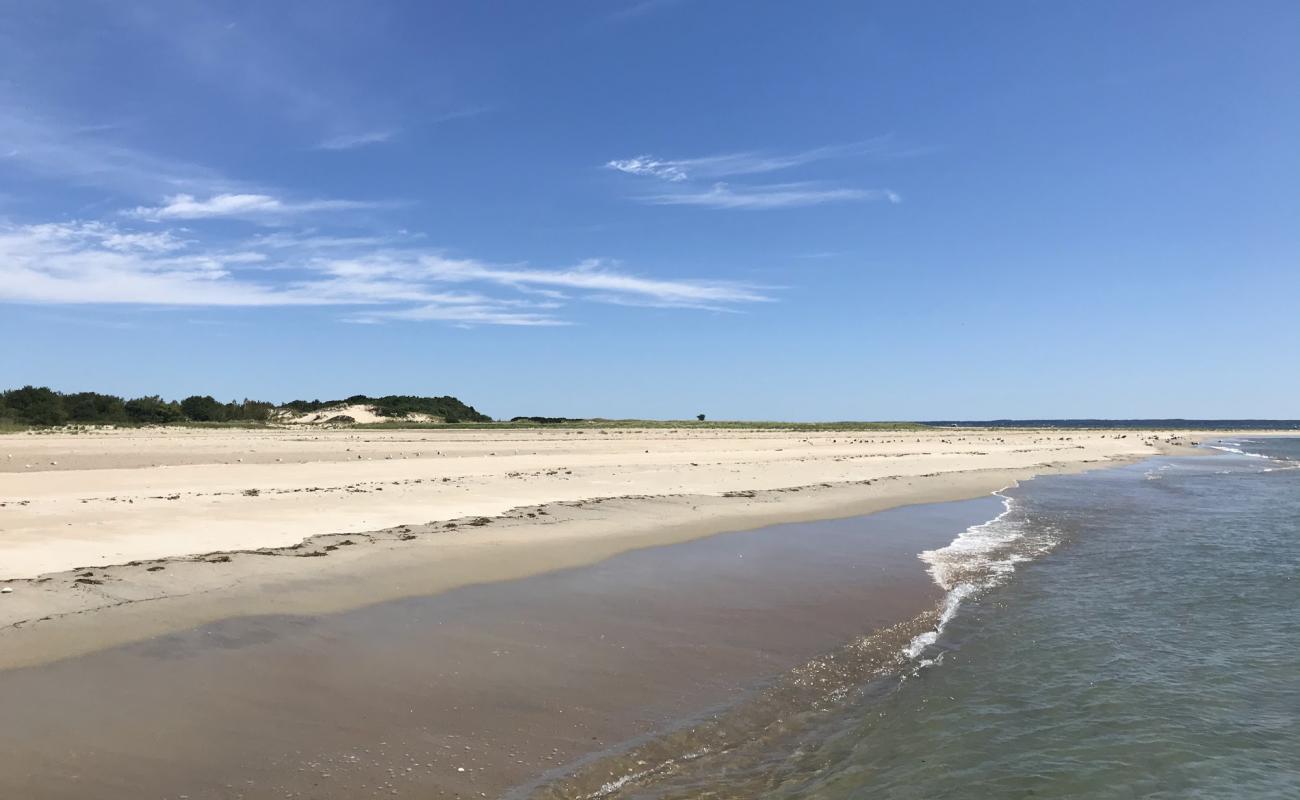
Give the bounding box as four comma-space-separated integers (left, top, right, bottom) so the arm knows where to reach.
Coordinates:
606, 138, 916, 183
0, 219, 772, 326
0, 105, 240, 198
644, 182, 900, 210
316, 107, 490, 152
0, 221, 292, 307
606, 139, 909, 210
317, 130, 396, 150
349, 302, 567, 327
127, 193, 386, 222
605, 155, 690, 182
414, 256, 770, 307
246, 230, 420, 251
604, 0, 686, 24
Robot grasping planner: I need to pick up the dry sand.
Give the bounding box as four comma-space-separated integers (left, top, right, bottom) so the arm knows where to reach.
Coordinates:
0, 426, 1221, 667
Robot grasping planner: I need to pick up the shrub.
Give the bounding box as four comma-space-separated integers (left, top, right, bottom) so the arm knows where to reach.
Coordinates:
124, 395, 184, 424
181, 395, 226, 422
64, 392, 128, 423
0, 386, 68, 426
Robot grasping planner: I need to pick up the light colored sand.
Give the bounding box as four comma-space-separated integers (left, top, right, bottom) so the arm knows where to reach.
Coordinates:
2, 426, 1183, 579
274, 402, 437, 425
0, 425, 1239, 667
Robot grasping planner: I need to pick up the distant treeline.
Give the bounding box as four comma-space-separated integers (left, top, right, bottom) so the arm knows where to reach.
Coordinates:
0, 386, 274, 427
0, 387, 491, 427
282, 395, 490, 423
924, 419, 1300, 430
509, 416, 586, 424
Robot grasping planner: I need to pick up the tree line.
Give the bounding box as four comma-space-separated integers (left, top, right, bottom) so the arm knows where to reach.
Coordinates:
0, 386, 491, 427
0, 386, 275, 427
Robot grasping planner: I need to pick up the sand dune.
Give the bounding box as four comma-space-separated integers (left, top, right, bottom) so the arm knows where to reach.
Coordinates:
273, 402, 437, 425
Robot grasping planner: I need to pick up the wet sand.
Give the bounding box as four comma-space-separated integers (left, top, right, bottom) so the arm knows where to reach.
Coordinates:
0, 497, 998, 800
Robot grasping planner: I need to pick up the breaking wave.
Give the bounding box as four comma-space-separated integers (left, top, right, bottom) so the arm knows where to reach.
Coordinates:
904, 488, 1065, 666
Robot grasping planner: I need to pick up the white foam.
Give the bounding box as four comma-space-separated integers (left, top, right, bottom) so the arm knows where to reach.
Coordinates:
1207, 443, 1269, 459
902, 582, 975, 660
586, 748, 711, 799
918, 491, 1021, 592
903, 487, 1059, 664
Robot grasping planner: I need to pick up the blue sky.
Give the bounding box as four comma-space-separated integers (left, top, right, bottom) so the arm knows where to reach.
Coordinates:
2, 1, 1297, 420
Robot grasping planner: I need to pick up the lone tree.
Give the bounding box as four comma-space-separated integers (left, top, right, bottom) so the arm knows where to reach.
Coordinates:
697, 413, 706, 422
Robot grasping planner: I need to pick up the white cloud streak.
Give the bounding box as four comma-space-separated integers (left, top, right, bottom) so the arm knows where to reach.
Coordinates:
605, 156, 689, 182
414, 256, 770, 306
606, 138, 912, 183
351, 304, 568, 327
644, 183, 900, 210
606, 139, 910, 210
0, 222, 297, 307
605, 0, 684, 23
127, 193, 385, 222
318, 130, 396, 150
0, 220, 772, 326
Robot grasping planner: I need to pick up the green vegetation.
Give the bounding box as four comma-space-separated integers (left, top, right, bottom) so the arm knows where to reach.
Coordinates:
1, 386, 69, 426
179, 394, 225, 422
2, 387, 275, 428
123, 395, 184, 424
0, 386, 484, 428
2, 385, 935, 432
65, 391, 129, 424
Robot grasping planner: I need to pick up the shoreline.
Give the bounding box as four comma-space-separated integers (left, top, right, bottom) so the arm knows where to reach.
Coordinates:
538, 437, 1300, 800
0, 432, 1265, 800
0, 496, 993, 800
0, 427, 1211, 580
0, 433, 1213, 670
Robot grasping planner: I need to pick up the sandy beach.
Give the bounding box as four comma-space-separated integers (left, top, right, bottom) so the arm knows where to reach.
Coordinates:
7, 5, 1294, 796
2, 427, 1205, 574
0, 425, 1238, 798
0, 426, 1208, 664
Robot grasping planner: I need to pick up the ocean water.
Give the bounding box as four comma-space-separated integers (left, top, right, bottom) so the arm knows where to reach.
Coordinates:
571, 439, 1300, 799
